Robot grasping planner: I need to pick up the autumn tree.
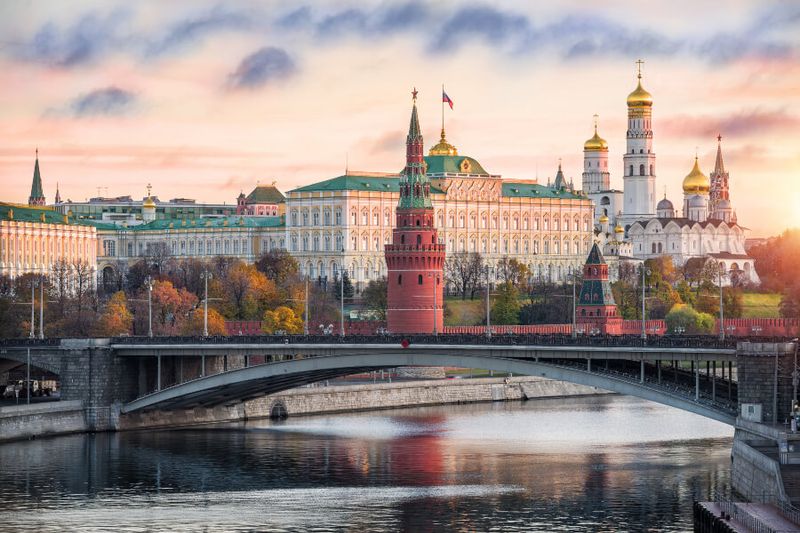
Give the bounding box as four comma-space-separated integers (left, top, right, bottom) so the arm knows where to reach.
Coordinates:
94, 291, 133, 336
182, 307, 227, 336
133, 280, 197, 335
491, 282, 521, 325
497, 257, 531, 291
262, 306, 304, 334
221, 261, 279, 319
256, 250, 299, 288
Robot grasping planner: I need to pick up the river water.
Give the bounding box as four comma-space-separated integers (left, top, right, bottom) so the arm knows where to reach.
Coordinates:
0, 395, 733, 532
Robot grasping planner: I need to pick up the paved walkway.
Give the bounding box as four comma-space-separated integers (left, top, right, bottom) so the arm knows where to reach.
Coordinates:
701, 502, 800, 532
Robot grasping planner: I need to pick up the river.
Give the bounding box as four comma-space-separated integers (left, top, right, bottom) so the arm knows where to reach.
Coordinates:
0, 395, 733, 532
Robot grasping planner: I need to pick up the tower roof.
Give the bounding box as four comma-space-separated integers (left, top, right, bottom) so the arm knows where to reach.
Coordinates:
627, 61, 652, 107
585, 242, 606, 265
713, 134, 726, 174
428, 128, 458, 156
553, 162, 568, 189
398, 91, 432, 210
29, 151, 45, 202
584, 116, 608, 151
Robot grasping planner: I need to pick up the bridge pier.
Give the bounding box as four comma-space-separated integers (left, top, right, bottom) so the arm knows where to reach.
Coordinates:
712, 361, 716, 402
640, 360, 644, 383
695, 361, 700, 401
657, 360, 661, 384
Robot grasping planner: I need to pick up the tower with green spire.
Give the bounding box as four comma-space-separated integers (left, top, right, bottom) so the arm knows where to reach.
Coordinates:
385, 89, 445, 333
28, 149, 46, 206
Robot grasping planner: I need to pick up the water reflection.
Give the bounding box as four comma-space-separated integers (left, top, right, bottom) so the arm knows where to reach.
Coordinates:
0, 396, 733, 532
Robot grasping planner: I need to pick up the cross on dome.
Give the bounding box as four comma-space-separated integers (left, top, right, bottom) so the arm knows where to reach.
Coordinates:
636, 59, 644, 78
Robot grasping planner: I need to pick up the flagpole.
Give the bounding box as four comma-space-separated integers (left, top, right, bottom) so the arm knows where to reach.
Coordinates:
441, 84, 445, 133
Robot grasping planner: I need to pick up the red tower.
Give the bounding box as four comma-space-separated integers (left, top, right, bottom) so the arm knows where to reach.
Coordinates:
576, 243, 622, 335
385, 89, 445, 334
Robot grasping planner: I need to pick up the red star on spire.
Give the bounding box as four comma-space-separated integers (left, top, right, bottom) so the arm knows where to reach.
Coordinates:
412, 87, 418, 101
717, 134, 722, 142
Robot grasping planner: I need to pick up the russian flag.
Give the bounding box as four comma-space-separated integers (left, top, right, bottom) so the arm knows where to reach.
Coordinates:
442, 90, 454, 109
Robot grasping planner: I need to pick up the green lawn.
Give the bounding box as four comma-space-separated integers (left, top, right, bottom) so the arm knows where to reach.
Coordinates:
741, 292, 781, 318
444, 297, 485, 326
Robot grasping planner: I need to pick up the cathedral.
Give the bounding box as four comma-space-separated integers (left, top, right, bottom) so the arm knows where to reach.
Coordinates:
586, 62, 758, 285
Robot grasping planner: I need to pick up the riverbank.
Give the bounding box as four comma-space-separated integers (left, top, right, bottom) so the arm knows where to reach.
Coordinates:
0, 377, 611, 441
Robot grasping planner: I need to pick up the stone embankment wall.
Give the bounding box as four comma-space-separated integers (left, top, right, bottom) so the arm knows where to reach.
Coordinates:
119, 376, 610, 430
0, 400, 86, 443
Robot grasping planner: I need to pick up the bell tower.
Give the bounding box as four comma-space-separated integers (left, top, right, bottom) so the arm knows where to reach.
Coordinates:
620, 60, 656, 228
385, 89, 445, 334
576, 243, 622, 334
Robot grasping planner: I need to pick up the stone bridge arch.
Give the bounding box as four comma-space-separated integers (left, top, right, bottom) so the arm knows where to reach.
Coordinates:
122, 352, 736, 425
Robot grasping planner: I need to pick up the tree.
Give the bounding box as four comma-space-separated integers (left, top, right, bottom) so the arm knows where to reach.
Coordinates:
333, 271, 354, 301
780, 282, 800, 318
445, 252, 483, 300
145, 241, 172, 275
521, 278, 575, 324
221, 261, 279, 319
722, 287, 743, 319
94, 292, 133, 336
491, 282, 521, 325
309, 282, 341, 329
361, 277, 388, 320
750, 229, 800, 292
256, 250, 299, 287
262, 306, 304, 334
134, 280, 197, 335
497, 256, 531, 291
665, 304, 715, 334
182, 307, 227, 336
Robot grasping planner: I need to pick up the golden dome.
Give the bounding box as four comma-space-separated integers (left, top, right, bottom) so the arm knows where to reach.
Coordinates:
599, 214, 609, 223
627, 79, 653, 107
584, 127, 608, 151
429, 128, 458, 156
682, 157, 710, 194
614, 224, 624, 233
143, 196, 156, 208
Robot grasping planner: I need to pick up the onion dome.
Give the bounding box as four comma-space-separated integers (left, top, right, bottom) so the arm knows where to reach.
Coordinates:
584, 126, 608, 151
143, 196, 156, 208
682, 157, 710, 194
657, 197, 674, 211
428, 128, 458, 156
599, 214, 609, 223
688, 194, 706, 208
614, 223, 624, 234
627, 75, 653, 107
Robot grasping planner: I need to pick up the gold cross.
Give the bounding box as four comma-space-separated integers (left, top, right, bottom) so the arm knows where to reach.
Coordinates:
146, 183, 152, 197
636, 59, 644, 79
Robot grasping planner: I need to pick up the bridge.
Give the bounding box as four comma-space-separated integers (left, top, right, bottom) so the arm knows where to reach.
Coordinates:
2, 334, 799, 505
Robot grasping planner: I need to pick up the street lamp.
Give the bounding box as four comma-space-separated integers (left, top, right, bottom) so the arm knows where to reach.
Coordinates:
29, 279, 37, 338
38, 274, 45, 339
485, 265, 491, 338
145, 275, 154, 338
640, 264, 651, 340
200, 270, 212, 337
428, 272, 439, 335
717, 262, 725, 341
675, 326, 686, 335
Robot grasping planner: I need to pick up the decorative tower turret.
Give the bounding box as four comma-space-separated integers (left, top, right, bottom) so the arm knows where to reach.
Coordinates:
582, 115, 610, 194
682, 156, 710, 222
576, 243, 621, 335
385, 89, 445, 334
620, 60, 656, 228
236, 191, 247, 215
28, 149, 46, 206
709, 135, 736, 223
142, 183, 156, 223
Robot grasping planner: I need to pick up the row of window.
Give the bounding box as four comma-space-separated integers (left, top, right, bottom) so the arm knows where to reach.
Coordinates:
103, 238, 253, 258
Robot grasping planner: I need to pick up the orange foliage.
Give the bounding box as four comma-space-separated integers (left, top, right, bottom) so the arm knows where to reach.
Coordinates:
182, 307, 227, 336
94, 291, 133, 336
150, 280, 198, 335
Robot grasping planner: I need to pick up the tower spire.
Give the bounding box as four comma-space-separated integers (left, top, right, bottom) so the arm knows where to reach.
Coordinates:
28, 148, 46, 206
714, 134, 725, 174
398, 87, 431, 209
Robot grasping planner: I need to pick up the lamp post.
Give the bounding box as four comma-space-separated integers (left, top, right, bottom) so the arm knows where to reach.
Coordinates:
570, 270, 578, 339
39, 274, 44, 339
428, 272, 439, 336
718, 262, 725, 341
304, 275, 309, 336
485, 265, 491, 338
640, 265, 651, 340
200, 270, 212, 337
339, 250, 345, 336
29, 279, 37, 338
145, 275, 154, 338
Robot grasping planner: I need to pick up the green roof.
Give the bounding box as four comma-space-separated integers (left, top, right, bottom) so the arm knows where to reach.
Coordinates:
246, 185, 285, 204
585, 242, 605, 265
424, 155, 488, 175
30, 157, 44, 200
0, 202, 95, 227
84, 215, 285, 232
290, 174, 445, 195
501, 182, 584, 199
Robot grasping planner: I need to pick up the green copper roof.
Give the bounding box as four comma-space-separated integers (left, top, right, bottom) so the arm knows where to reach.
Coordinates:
29, 156, 44, 200
0, 202, 90, 226
290, 174, 444, 195
585, 242, 605, 265
424, 155, 489, 176
578, 279, 617, 306
246, 185, 285, 204
501, 182, 584, 199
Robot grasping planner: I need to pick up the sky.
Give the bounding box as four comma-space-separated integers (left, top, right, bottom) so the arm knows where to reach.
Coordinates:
0, 0, 798, 237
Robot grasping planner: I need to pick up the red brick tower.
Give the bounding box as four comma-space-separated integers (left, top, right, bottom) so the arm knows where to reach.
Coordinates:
576, 243, 622, 334
385, 89, 445, 334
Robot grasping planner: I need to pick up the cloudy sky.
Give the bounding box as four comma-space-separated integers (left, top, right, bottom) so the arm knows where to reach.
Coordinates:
1, 0, 798, 236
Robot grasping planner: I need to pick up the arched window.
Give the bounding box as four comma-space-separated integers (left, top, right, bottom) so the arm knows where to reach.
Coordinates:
416, 234, 422, 245
629, 164, 633, 176
398, 274, 402, 286
418, 274, 423, 285
650, 164, 654, 176
639, 164, 645, 176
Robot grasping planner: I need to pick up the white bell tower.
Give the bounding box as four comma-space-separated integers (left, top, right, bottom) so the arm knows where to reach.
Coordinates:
620, 60, 656, 230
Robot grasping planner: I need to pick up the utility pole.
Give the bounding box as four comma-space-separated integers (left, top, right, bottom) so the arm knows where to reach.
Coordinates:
26, 348, 31, 405
200, 270, 212, 337
340, 251, 345, 336
145, 275, 154, 338
571, 272, 577, 339
39, 274, 44, 339
640, 265, 650, 340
